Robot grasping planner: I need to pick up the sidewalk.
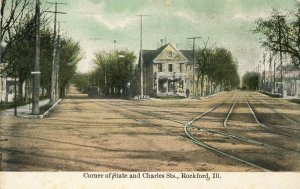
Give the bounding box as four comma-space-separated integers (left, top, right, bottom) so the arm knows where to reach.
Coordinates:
283, 96, 300, 100
1, 99, 50, 116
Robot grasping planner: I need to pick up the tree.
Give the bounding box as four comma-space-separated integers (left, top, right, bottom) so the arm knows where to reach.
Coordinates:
72, 72, 92, 93
1, 0, 33, 42
195, 42, 214, 96
195, 44, 240, 96
4, 19, 54, 101
93, 50, 136, 97
254, 8, 300, 68
58, 37, 82, 98
4, 16, 36, 102
242, 71, 259, 90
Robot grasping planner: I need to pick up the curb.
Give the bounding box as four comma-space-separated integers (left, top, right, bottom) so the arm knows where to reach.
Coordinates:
17, 99, 61, 119
199, 91, 224, 100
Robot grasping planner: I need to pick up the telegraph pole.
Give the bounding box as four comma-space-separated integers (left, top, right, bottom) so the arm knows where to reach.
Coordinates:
274, 60, 276, 94
0, 0, 3, 102
263, 53, 266, 92
278, 17, 283, 96
55, 22, 61, 101
269, 51, 273, 93
272, 15, 284, 96
32, 0, 41, 115
137, 15, 150, 98
258, 61, 261, 91
46, 2, 66, 105
187, 36, 201, 97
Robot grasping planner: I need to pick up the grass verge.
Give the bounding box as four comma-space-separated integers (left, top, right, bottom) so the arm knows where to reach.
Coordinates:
260, 91, 281, 98
157, 95, 186, 100
39, 103, 53, 114
288, 99, 300, 104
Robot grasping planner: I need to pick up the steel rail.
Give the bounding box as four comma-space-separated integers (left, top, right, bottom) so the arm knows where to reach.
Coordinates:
100, 95, 270, 171
244, 95, 300, 140
249, 92, 300, 127
114, 94, 300, 156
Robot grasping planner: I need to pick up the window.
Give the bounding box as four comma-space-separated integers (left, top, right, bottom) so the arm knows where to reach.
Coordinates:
158, 64, 163, 72
168, 64, 173, 72
168, 51, 173, 59
179, 63, 185, 73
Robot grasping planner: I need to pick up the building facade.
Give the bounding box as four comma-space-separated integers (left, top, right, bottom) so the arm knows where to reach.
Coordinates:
263, 70, 300, 97
142, 44, 191, 97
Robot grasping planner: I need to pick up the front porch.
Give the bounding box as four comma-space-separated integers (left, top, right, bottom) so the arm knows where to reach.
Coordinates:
154, 73, 187, 97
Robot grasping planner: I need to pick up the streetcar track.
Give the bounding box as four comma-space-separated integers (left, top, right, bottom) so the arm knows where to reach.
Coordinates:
2, 91, 299, 171
106, 94, 300, 156
99, 94, 273, 171
249, 93, 300, 127
184, 94, 300, 171
222, 94, 300, 153
244, 94, 300, 140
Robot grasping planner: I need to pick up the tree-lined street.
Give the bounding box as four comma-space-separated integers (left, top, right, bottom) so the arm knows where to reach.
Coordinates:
1, 87, 300, 171
1, 0, 300, 174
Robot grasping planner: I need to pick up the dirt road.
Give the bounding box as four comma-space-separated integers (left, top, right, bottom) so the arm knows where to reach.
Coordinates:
0, 90, 299, 171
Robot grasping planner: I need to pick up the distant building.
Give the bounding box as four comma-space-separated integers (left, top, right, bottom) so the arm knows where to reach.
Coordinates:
0, 62, 24, 102
138, 43, 218, 97
140, 43, 191, 97
263, 70, 300, 97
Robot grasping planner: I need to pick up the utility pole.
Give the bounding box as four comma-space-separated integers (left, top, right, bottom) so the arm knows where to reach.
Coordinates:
278, 17, 283, 97
32, 0, 41, 115
0, 0, 3, 103
0, 0, 2, 66
274, 60, 276, 94
263, 53, 266, 92
187, 36, 201, 97
258, 61, 261, 91
273, 15, 284, 96
55, 22, 61, 101
137, 15, 150, 99
269, 51, 273, 93
46, 1, 66, 105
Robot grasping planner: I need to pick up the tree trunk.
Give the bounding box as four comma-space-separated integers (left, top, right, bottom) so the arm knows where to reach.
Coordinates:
200, 74, 204, 96
18, 79, 24, 102
24, 79, 29, 103
196, 74, 200, 96
41, 87, 45, 99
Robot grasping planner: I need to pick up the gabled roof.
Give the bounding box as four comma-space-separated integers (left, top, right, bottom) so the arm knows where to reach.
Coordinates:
179, 50, 193, 63
140, 43, 193, 66
142, 44, 169, 66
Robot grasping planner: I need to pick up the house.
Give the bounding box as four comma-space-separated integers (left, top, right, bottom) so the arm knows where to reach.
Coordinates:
139, 43, 217, 98
141, 43, 192, 97
263, 70, 300, 97
0, 62, 24, 102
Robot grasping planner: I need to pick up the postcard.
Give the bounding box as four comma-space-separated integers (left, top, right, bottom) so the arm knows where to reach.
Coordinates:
0, 0, 300, 188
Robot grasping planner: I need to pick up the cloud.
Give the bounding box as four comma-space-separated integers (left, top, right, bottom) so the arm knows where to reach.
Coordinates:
231, 11, 270, 21
174, 11, 197, 23
93, 14, 137, 30
71, 0, 138, 30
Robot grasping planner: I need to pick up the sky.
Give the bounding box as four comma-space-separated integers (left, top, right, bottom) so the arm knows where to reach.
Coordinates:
43, 0, 297, 76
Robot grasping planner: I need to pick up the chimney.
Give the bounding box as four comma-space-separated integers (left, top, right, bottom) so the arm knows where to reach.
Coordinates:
160, 39, 164, 47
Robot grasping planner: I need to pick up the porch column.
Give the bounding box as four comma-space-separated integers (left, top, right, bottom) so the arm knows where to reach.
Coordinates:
183, 79, 186, 95
166, 80, 169, 94
156, 77, 159, 95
